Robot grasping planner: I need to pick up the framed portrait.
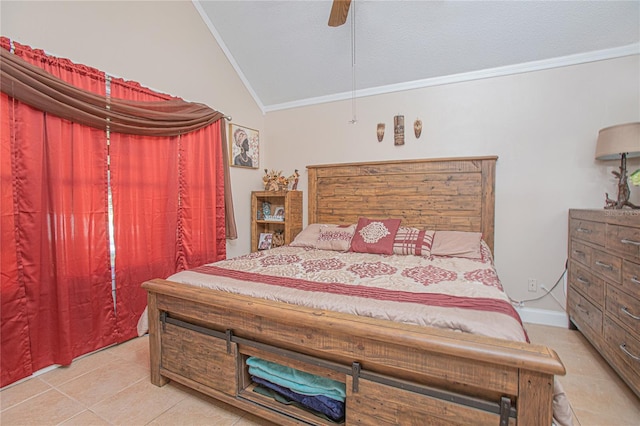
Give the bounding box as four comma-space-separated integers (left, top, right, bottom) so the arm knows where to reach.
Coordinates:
229, 123, 259, 169
273, 206, 285, 220
258, 232, 272, 250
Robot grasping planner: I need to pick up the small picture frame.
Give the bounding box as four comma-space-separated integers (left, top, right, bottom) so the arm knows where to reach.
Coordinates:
229, 123, 259, 169
258, 232, 272, 250
273, 206, 285, 219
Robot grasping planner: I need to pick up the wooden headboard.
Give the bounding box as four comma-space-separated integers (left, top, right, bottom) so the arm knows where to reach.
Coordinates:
306, 156, 497, 254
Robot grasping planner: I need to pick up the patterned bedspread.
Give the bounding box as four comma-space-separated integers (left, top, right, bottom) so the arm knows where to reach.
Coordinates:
166, 244, 528, 342
151, 244, 573, 425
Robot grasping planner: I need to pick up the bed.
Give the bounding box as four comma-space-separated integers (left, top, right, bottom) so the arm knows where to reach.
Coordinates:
142, 156, 569, 426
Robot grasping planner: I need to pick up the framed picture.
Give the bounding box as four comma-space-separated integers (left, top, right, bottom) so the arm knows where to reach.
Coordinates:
229, 123, 259, 169
273, 206, 285, 219
258, 232, 272, 250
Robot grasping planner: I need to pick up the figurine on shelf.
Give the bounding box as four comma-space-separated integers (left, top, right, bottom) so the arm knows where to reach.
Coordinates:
272, 230, 285, 248
262, 169, 299, 191
290, 169, 300, 190
262, 201, 271, 218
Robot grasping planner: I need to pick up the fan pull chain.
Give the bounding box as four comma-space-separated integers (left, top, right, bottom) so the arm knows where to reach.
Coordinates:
349, 0, 357, 124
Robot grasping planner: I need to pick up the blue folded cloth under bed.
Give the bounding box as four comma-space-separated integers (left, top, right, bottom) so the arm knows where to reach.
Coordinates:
252, 375, 345, 422
246, 357, 346, 402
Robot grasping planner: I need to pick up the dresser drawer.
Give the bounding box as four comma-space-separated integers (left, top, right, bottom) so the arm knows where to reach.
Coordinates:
606, 285, 640, 337
570, 240, 592, 267
603, 317, 640, 390
606, 224, 640, 260
570, 219, 605, 246
621, 260, 640, 300
568, 287, 603, 338
568, 261, 604, 307
591, 248, 622, 284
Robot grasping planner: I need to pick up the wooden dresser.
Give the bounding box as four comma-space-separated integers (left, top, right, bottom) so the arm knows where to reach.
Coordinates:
568, 209, 640, 398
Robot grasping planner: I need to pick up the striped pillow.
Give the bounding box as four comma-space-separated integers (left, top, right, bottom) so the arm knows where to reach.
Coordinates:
393, 227, 435, 256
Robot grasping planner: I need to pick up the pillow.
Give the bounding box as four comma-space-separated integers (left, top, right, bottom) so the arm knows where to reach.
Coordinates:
289, 224, 327, 248
430, 231, 482, 259
316, 224, 356, 252
350, 218, 402, 255
393, 227, 435, 256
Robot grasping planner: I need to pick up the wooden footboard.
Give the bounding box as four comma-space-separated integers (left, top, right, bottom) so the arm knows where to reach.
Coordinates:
143, 278, 565, 426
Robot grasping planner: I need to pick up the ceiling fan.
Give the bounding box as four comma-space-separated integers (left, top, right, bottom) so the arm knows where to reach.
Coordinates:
328, 0, 352, 27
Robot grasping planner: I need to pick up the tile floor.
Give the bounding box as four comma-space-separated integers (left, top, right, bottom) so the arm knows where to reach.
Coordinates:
1, 323, 638, 425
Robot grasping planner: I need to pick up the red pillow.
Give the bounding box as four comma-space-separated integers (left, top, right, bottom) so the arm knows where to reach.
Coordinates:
350, 218, 402, 254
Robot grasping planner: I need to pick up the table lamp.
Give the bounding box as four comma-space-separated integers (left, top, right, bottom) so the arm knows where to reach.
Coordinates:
595, 122, 640, 209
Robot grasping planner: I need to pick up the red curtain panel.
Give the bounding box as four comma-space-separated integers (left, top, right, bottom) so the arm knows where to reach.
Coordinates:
1, 93, 33, 386
108, 78, 180, 342
1, 43, 116, 387
177, 120, 227, 271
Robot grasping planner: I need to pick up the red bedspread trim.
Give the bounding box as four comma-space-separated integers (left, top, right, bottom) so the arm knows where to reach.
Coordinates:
191, 265, 524, 327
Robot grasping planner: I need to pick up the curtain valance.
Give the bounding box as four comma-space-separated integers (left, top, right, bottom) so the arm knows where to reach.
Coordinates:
0, 46, 225, 136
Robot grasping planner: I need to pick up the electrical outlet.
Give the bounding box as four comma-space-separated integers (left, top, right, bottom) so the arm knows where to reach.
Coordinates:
528, 278, 537, 292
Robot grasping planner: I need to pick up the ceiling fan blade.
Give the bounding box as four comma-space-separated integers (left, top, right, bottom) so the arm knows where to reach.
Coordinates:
328, 0, 352, 27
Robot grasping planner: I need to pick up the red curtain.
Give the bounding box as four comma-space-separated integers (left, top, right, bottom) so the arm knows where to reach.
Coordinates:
1, 93, 32, 385
109, 78, 180, 341
1, 40, 228, 386
177, 120, 227, 271
1, 42, 116, 386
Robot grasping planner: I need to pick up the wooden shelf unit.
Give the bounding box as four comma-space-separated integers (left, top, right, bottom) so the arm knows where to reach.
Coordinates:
251, 190, 302, 252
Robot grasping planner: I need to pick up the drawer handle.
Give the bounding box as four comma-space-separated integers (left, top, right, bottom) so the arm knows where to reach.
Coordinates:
621, 307, 640, 321
595, 261, 613, 270
576, 227, 592, 234
631, 276, 640, 285
576, 276, 590, 285
619, 344, 640, 362
576, 304, 589, 315
573, 250, 585, 257
621, 239, 640, 246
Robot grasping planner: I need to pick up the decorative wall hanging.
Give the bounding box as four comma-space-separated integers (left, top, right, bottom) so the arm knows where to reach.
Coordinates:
376, 123, 385, 142
394, 115, 404, 146
229, 123, 259, 169
414, 119, 422, 139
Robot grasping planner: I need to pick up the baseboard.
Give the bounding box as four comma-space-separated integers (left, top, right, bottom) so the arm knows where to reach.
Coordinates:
516, 306, 569, 328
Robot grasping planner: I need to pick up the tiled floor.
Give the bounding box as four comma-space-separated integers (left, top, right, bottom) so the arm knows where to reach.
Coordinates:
1, 323, 638, 425
524, 323, 639, 426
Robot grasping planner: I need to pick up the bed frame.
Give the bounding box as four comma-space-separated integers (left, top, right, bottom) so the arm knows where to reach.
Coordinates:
143, 156, 565, 426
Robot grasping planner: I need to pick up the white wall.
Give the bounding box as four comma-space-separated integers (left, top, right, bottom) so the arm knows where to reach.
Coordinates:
265, 56, 640, 314
1, 0, 265, 258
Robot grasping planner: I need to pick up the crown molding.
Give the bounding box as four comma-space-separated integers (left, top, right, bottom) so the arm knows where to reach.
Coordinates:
264, 43, 640, 113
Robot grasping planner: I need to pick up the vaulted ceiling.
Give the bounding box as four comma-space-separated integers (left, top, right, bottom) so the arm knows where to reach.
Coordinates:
194, 1, 640, 112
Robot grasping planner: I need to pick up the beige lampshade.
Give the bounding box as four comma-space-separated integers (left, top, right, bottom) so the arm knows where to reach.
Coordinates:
595, 122, 640, 160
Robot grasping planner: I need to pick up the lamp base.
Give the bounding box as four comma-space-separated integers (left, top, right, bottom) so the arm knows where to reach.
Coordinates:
604, 153, 639, 209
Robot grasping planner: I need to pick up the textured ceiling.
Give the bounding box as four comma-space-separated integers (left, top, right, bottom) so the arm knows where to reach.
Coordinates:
195, 0, 640, 111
